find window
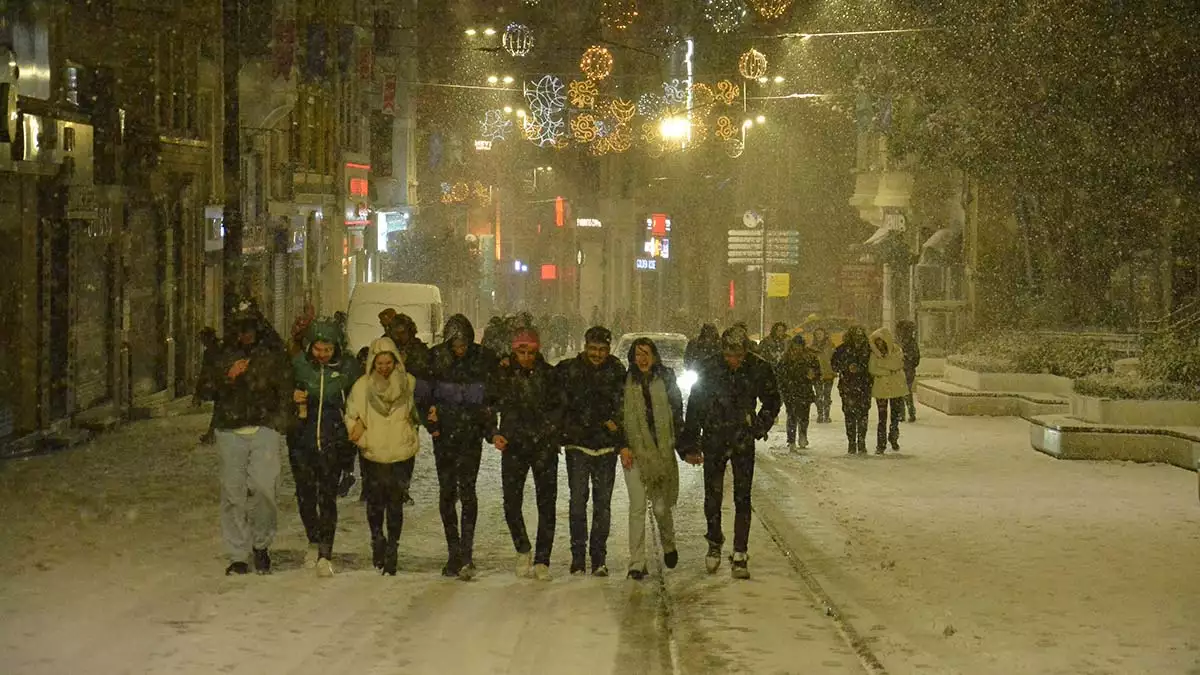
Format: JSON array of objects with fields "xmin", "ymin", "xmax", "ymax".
[{"xmin": 63, "ymin": 126, "xmax": 75, "ymax": 153}]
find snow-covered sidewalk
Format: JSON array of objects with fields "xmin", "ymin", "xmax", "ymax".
[{"xmin": 754, "ymin": 401, "xmax": 1200, "ymax": 675}]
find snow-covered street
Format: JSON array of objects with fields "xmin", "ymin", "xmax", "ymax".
[{"xmin": 2, "ymin": 400, "xmax": 1197, "ymax": 674}]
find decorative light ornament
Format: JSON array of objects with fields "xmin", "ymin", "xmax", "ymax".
[
  {"xmin": 600, "ymin": 0, "xmax": 639, "ymax": 30},
  {"xmin": 568, "ymin": 80, "xmax": 599, "ymax": 109},
  {"xmin": 690, "ymin": 83, "xmax": 716, "ymax": 112},
  {"xmin": 725, "ymin": 137, "xmax": 745, "ymax": 158},
  {"xmin": 480, "ymin": 110, "xmax": 513, "ymax": 141},
  {"xmin": 502, "ymin": 23, "xmax": 534, "ymax": 57},
  {"xmin": 637, "ymin": 92, "xmax": 665, "ymax": 117},
  {"xmin": 704, "ymin": 0, "xmax": 747, "ymax": 34},
  {"xmin": 749, "ymin": 0, "xmax": 792, "ymax": 20},
  {"xmin": 451, "ymin": 182, "xmax": 470, "ymax": 202},
  {"xmin": 473, "ymin": 182, "xmax": 491, "ymax": 204},
  {"xmin": 716, "ymin": 80, "xmax": 741, "ymax": 105},
  {"xmin": 662, "ymin": 79, "xmax": 687, "ymax": 105},
  {"xmin": 609, "ymin": 98, "xmax": 636, "ymax": 123},
  {"xmin": 580, "ymin": 45, "xmax": 614, "ymax": 81},
  {"xmin": 570, "ymin": 114, "xmax": 599, "ymax": 143},
  {"xmin": 715, "ymin": 116, "xmax": 737, "ymax": 141},
  {"xmin": 738, "ymin": 48, "xmax": 768, "ymax": 80},
  {"xmin": 524, "ymin": 75, "xmax": 566, "ymax": 115},
  {"xmin": 608, "ymin": 123, "xmax": 632, "ymax": 152},
  {"xmin": 589, "ymin": 137, "xmax": 612, "ymax": 156}
]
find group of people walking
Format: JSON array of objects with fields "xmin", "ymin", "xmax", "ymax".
[{"xmin": 200, "ymin": 300, "xmax": 782, "ymax": 583}]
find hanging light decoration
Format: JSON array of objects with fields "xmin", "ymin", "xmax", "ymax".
[
  {"xmin": 580, "ymin": 45, "xmax": 614, "ymax": 81},
  {"xmin": 568, "ymin": 80, "xmax": 599, "ymax": 109},
  {"xmin": 609, "ymin": 99, "xmax": 637, "ymax": 123},
  {"xmin": 725, "ymin": 137, "xmax": 745, "ymax": 158},
  {"xmin": 704, "ymin": 0, "xmax": 747, "ymax": 34},
  {"xmin": 738, "ymin": 48, "xmax": 768, "ymax": 80},
  {"xmin": 502, "ymin": 23, "xmax": 534, "ymax": 57},
  {"xmin": 600, "ymin": 0, "xmax": 639, "ymax": 30},
  {"xmin": 748, "ymin": 0, "xmax": 793, "ymax": 20}
]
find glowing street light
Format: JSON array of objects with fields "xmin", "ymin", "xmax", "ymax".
[
  {"xmin": 756, "ymin": 115, "xmax": 766, "ymax": 124},
  {"xmin": 773, "ymin": 75, "xmax": 785, "ymax": 83},
  {"xmin": 516, "ymin": 109, "xmax": 527, "ymax": 117},
  {"xmin": 465, "ymin": 28, "xmax": 477, "ymax": 36},
  {"xmin": 758, "ymin": 76, "xmax": 768, "ymax": 84},
  {"xmin": 487, "ymin": 75, "xmax": 499, "ymax": 84},
  {"xmin": 504, "ymin": 105, "xmax": 513, "ymax": 113},
  {"xmin": 659, "ymin": 116, "xmax": 690, "ymax": 141},
  {"xmin": 502, "ymin": 75, "xmax": 514, "ymax": 84},
  {"xmin": 742, "ymin": 119, "xmax": 754, "ymax": 129},
  {"xmin": 483, "ymin": 27, "xmax": 496, "ymax": 36}
]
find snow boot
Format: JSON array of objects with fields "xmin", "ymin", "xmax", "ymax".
[
  {"xmin": 890, "ymin": 440, "xmax": 900, "ymax": 452},
  {"xmin": 316, "ymin": 557, "xmax": 334, "ymax": 578},
  {"xmin": 225, "ymin": 561, "xmax": 249, "ymax": 576},
  {"xmin": 514, "ymin": 551, "xmax": 533, "ymax": 578},
  {"xmin": 382, "ymin": 542, "xmax": 398, "ymax": 576},
  {"xmin": 592, "ymin": 564, "xmax": 610, "ymax": 578},
  {"xmin": 457, "ymin": 563, "xmax": 477, "ymax": 581},
  {"xmin": 731, "ymin": 552, "xmax": 750, "ymax": 580},
  {"xmin": 664, "ymin": 549, "xmax": 678, "ymax": 569},
  {"xmin": 705, "ymin": 543, "xmax": 723, "ymax": 574},
  {"xmin": 532, "ymin": 564, "xmax": 551, "ymax": 581},
  {"xmin": 371, "ymin": 537, "xmax": 386, "ymax": 571},
  {"xmin": 252, "ymin": 548, "xmax": 271, "ymax": 575}
]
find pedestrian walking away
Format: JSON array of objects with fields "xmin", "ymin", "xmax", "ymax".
[
  {"xmin": 684, "ymin": 323, "xmax": 721, "ymax": 373},
  {"xmin": 210, "ymin": 298, "xmax": 292, "ymax": 577},
  {"xmin": 345, "ymin": 337, "xmax": 421, "ymax": 576},
  {"xmin": 621, "ymin": 337, "xmax": 697, "ymax": 581},
  {"xmin": 759, "ymin": 322, "xmax": 790, "ymax": 368},
  {"xmin": 195, "ymin": 326, "xmax": 221, "ymax": 445},
  {"xmin": 896, "ymin": 320, "xmax": 921, "ymax": 423},
  {"xmin": 289, "ymin": 318, "xmax": 360, "ymax": 577},
  {"xmin": 832, "ymin": 326, "xmax": 873, "ymax": 455},
  {"xmin": 490, "ymin": 328, "xmax": 564, "ymax": 582},
  {"xmin": 807, "ymin": 327, "xmax": 836, "ymax": 423},
  {"xmin": 869, "ymin": 327, "xmax": 908, "ymax": 453},
  {"xmin": 558, "ymin": 326, "xmax": 627, "ymax": 577},
  {"xmin": 681, "ymin": 326, "xmax": 780, "ymax": 580},
  {"xmin": 777, "ymin": 334, "xmax": 820, "ymax": 451},
  {"xmin": 424, "ymin": 315, "xmax": 499, "ymax": 580}
]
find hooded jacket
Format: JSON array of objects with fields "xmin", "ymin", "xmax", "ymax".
[
  {"xmin": 425, "ymin": 314, "xmax": 500, "ymax": 443},
  {"xmin": 807, "ymin": 330, "xmax": 836, "ymax": 381},
  {"xmin": 684, "ymin": 324, "xmax": 721, "ymax": 371},
  {"xmin": 869, "ymin": 327, "xmax": 909, "ymax": 400},
  {"xmin": 681, "ymin": 339, "xmax": 781, "ymax": 451},
  {"xmin": 345, "ymin": 337, "xmax": 420, "ymax": 464},
  {"xmin": 759, "ymin": 323, "xmax": 790, "ymax": 366},
  {"xmin": 896, "ymin": 320, "xmax": 921, "ymax": 374},
  {"xmin": 291, "ymin": 319, "xmax": 361, "ymax": 453},
  {"xmin": 557, "ymin": 349, "xmax": 628, "ymax": 452},
  {"xmin": 832, "ymin": 326, "xmax": 873, "ymax": 399},
  {"xmin": 210, "ymin": 300, "xmax": 294, "ymax": 432},
  {"xmin": 777, "ymin": 337, "xmax": 821, "ymax": 403}
]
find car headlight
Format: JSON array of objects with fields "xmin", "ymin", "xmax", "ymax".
[{"xmin": 679, "ymin": 369, "xmax": 698, "ymax": 390}]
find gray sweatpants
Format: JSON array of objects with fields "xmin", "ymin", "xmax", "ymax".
[
  {"xmin": 217, "ymin": 428, "xmax": 282, "ymax": 563},
  {"xmin": 623, "ymin": 464, "xmax": 676, "ymax": 572}
]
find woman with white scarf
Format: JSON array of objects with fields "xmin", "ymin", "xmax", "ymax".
[
  {"xmin": 620, "ymin": 337, "xmax": 695, "ymax": 580},
  {"xmin": 345, "ymin": 337, "xmax": 420, "ymax": 575}
]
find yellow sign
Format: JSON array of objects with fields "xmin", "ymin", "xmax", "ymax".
[{"xmin": 767, "ymin": 272, "xmax": 790, "ymax": 298}]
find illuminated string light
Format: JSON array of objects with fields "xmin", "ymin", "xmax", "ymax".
[
  {"xmin": 738, "ymin": 48, "xmax": 768, "ymax": 80},
  {"xmin": 748, "ymin": 0, "xmax": 792, "ymax": 20},
  {"xmin": 580, "ymin": 45, "xmax": 614, "ymax": 81},
  {"xmin": 704, "ymin": 0, "xmax": 747, "ymax": 34},
  {"xmin": 568, "ymin": 79, "xmax": 599, "ymax": 109},
  {"xmin": 600, "ymin": 0, "xmax": 639, "ymax": 30},
  {"xmin": 502, "ymin": 23, "xmax": 534, "ymax": 56}
]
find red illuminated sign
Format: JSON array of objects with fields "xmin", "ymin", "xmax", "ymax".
[
  {"xmin": 541, "ymin": 264, "xmax": 558, "ymax": 280},
  {"xmin": 349, "ymin": 178, "xmax": 369, "ymax": 197},
  {"xmin": 651, "ymin": 213, "xmax": 668, "ymax": 237},
  {"xmin": 729, "ymin": 280, "xmax": 736, "ymax": 308},
  {"xmin": 555, "ymin": 196, "xmax": 565, "ymax": 228}
]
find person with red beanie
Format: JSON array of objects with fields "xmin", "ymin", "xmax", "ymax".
[{"xmin": 489, "ymin": 327, "xmax": 564, "ymax": 581}]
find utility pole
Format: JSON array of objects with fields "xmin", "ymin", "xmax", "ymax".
[{"xmin": 221, "ymin": 0, "xmax": 243, "ymax": 317}]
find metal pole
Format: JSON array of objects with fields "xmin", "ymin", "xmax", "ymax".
[
  {"xmin": 221, "ymin": 0, "xmax": 242, "ymax": 317},
  {"xmin": 759, "ymin": 211, "xmax": 767, "ymax": 338}
]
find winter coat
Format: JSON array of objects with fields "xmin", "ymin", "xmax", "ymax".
[
  {"xmin": 481, "ymin": 319, "xmax": 509, "ymax": 357},
  {"xmin": 869, "ymin": 328, "xmax": 909, "ymax": 400},
  {"xmin": 896, "ymin": 322, "xmax": 921, "ymax": 375},
  {"xmin": 682, "ymin": 350, "xmax": 781, "ymax": 451},
  {"xmin": 490, "ymin": 354, "xmax": 564, "ymax": 451},
  {"xmin": 684, "ymin": 325, "xmax": 720, "ymax": 371},
  {"xmin": 807, "ymin": 333, "xmax": 836, "ymax": 381},
  {"xmin": 623, "ymin": 367, "xmax": 684, "ymax": 506},
  {"xmin": 210, "ymin": 312, "xmax": 294, "ymax": 433},
  {"xmin": 759, "ymin": 325, "xmax": 790, "ymax": 367},
  {"xmin": 777, "ymin": 344, "xmax": 821, "ymax": 404},
  {"xmin": 832, "ymin": 329, "xmax": 873, "ymax": 400},
  {"xmin": 557, "ymin": 352, "xmax": 628, "ymax": 452},
  {"xmin": 291, "ymin": 320, "xmax": 361, "ymax": 454},
  {"xmin": 425, "ymin": 315, "xmax": 500, "ymax": 444},
  {"xmin": 345, "ymin": 338, "xmax": 420, "ymax": 464}
]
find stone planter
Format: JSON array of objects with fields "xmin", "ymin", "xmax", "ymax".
[
  {"xmin": 944, "ymin": 365, "xmax": 1075, "ymax": 395},
  {"xmin": 1070, "ymin": 394, "xmax": 1200, "ymax": 427}
]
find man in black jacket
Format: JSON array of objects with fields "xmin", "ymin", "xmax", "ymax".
[
  {"xmin": 490, "ymin": 328, "xmax": 564, "ymax": 581},
  {"xmin": 211, "ymin": 299, "xmax": 293, "ymax": 576},
  {"xmin": 681, "ymin": 326, "xmax": 780, "ymax": 580},
  {"xmin": 424, "ymin": 314, "xmax": 498, "ymax": 581},
  {"xmin": 557, "ymin": 326, "xmax": 626, "ymax": 577}
]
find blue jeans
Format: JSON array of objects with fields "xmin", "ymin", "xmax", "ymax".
[
  {"xmin": 566, "ymin": 450, "xmax": 618, "ymax": 568},
  {"xmin": 217, "ymin": 428, "xmax": 282, "ymax": 563}
]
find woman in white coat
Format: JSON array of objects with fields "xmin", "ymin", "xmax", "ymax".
[
  {"xmin": 869, "ymin": 327, "xmax": 908, "ymax": 454},
  {"xmin": 345, "ymin": 337, "xmax": 421, "ymax": 575}
]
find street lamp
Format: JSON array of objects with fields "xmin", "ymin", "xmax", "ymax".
[
  {"xmin": 659, "ymin": 116, "xmax": 690, "ymax": 141},
  {"xmin": 502, "ymin": 75, "xmax": 514, "ymax": 84},
  {"xmin": 504, "ymin": 105, "xmax": 513, "ymax": 114},
  {"xmin": 773, "ymin": 76, "xmax": 785, "ymax": 83},
  {"xmin": 487, "ymin": 75, "xmax": 499, "ymax": 84},
  {"xmin": 465, "ymin": 28, "xmax": 477, "ymax": 36},
  {"xmin": 756, "ymin": 115, "xmax": 766, "ymax": 124},
  {"xmin": 483, "ymin": 27, "xmax": 496, "ymax": 36}
]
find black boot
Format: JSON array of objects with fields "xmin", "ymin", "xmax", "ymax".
[
  {"xmin": 371, "ymin": 536, "xmax": 386, "ymax": 571},
  {"xmin": 382, "ymin": 540, "xmax": 398, "ymax": 576}
]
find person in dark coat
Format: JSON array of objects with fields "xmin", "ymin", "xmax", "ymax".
[
  {"xmin": 895, "ymin": 320, "xmax": 921, "ymax": 422},
  {"xmin": 681, "ymin": 326, "xmax": 780, "ymax": 580},
  {"xmin": 777, "ymin": 334, "xmax": 821, "ymax": 451},
  {"xmin": 387, "ymin": 312, "xmax": 432, "ymax": 383},
  {"xmin": 481, "ymin": 316, "xmax": 509, "ymax": 357},
  {"xmin": 211, "ymin": 298, "xmax": 293, "ymax": 576},
  {"xmin": 759, "ymin": 322, "xmax": 790, "ymax": 368},
  {"xmin": 557, "ymin": 326, "xmax": 627, "ymax": 577},
  {"xmin": 832, "ymin": 325, "xmax": 873, "ymax": 455},
  {"xmin": 490, "ymin": 328, "xmax": 564, "ymax": 581},
  {"xmin": 424, "ymin": 314, "xmax": 499, "ymax": 580},
  {"xmin": 684, "ymin": 323, "xmax": 721, "ymax": 372},
  {"xmin": 195, "ymin": 327, "xmax": 222, "ymax": 445},
  {"xmin": 289, "ymin": 318, "xmax": 360, "ymax": 577}
]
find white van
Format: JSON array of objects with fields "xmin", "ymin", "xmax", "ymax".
[{"xmin": 346, "ymin": 282, "xmax": 444, "ymax": 355}]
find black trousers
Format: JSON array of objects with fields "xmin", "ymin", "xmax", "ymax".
[
  {"xmin": 815, "ymin": 381, "xmax": 834, "ymax": 420},
  {"xmin": 876, "ymin": 398, "xmax": 904, "ymax": 449},
  {"xmin": 289, "ymin": 444, "xmax": 343, "ymax": 559},
  {"xmin": 433, "ymin": 438, "xmax": 483, "ymax": 566},
  {"xmin": 501, "ymin": 445, "xmax": 559, "ymax": 566},
  {"xmin": 565, "ymin": 450, "xmax": 618, "ymax": 566},
  {"xmin": 784, "ymin": 399, "xmax": 812, "ymax": 444},
  {"xmin": 362, "ymin": 457, "xmax": 415, "ymax": 544},
  {"xmin": 841, "ymin": 392, "xmax": 871, "ymax": 449},
  {"xmin": 703, "ymin": 439, "xmax": 755, "ymax": 553},
  {"xmin": 904, "ymin": 368, "xmax": 917, "ymax": 418}
]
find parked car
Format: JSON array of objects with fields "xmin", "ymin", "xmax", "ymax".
[{"xmin": 613, "ymin": 332, "xmax": 695, "ymax": 393}]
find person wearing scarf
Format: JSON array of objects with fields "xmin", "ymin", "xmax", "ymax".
[
  {"xmin": 344, "ymin": 337, "xmax": 420, "ymax": 576},
  {"xmin": 621, "ymin": 338, "xmax": 695, "ymax": 580}
]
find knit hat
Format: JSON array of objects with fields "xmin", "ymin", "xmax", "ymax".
[
  {"xmin": 511, "ymin": 328, "xmax": 541, "ymax": 351},
  {"xmin": 721, "ymin": 326, "xmax": 749, "ymax": 351},
  {"xmin": 791, "ymin": 333, "xmax": 807, "ymax": 347},
  {"xmin": 584, "ymin": 326, "xmax": 612, "ymax": 345},
  {"xmin": 378, "ymin": 308, "xmax": 397, "ymax": 324}
]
